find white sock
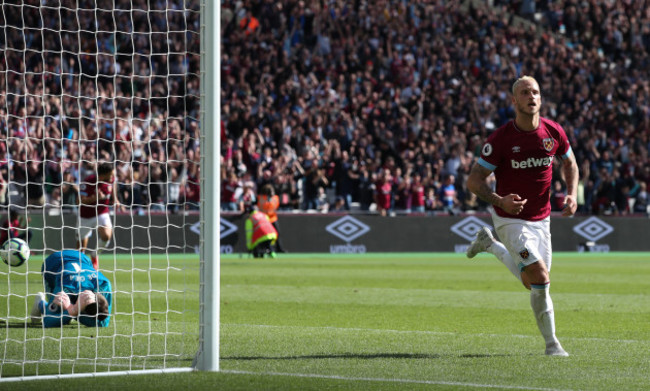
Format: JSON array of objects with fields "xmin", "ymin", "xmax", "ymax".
[
  {"xmin": 487, "ymin": 241, "xmax": 523, "ymax": 283},
  {"xmin": 530, "ymin": 283, "xmax": 559, "ymax": 346}
]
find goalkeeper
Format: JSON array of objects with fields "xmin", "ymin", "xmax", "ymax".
[{"xmin": 30, "ymin": 250, "xmax": 112, "ymax": 328}]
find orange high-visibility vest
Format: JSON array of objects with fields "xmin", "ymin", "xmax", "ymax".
[{"xmin": 245, "ymin": 211, "xmax": 277, "ymax": 251}]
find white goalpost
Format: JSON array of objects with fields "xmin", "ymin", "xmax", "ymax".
[
  {"xmin": 195, "ymin": 0, "xmax": 219, "ymax": 373},
  {"xmin": 0, "ymin": 0, "xmax": 219, "ymax": 381}
]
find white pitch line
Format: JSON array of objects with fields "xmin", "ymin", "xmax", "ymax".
[
  {"xmin": 224, "ymin": 323, "xmax": 648, "ymax": 344},
  {"xmin": 222, "ymin": 369, "xmax": 574, "ymax": 391}
]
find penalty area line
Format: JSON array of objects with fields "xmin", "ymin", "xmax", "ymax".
[{"xmin": 221, "ymin": 369, "xmax": 573, "ymax": 391}]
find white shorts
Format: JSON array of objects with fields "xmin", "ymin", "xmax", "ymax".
[
  {"xmin": 490, "ymin": 211, "xmax": 552, "ymax": 272},
  {"xmin": 77, "ymin": 213, "xmax": 113, "ymax": 240}
]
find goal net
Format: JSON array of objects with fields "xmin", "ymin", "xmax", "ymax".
[{"xmin": 0, "ymin": 0, "xmax": 216, "ymax": 380}]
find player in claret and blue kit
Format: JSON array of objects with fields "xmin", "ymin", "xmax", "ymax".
[
  {"xmin": 77, "ymin": 162, "xmax": 121, "ymax": 270},
  {"xmin": 466, "ymin": 76, "xmax": 579, "ymax": 357},
  {"xmin": 30, "ymin": 250, "xmax": 112, "ymax": 328}
]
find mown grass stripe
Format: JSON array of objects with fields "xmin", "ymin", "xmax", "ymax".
[
  {"xmin": 223, "ymin": 323, "xmax": 650, "ymax": 345},
  {"xmin": 222, "ymin": 369, "xmax": 574, "ymax": 391}
]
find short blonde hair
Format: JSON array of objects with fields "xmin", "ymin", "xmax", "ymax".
[{"xmin": 511, "ymin": 75, "xmax": 538, "ymax": 94}]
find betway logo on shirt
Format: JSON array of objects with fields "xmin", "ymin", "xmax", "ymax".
[{"xmin": 511, "ymin": 156, "xmax": 553, "ymax": 169}]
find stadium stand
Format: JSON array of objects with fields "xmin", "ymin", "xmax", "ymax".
[
  {"xmin": 220, "ymin": 0, "xmax": 650, "ymax": 217},
  {"xmin": 1, "ymin": 1, "xmax": 200, "ymax": 214},
  {"xmin": 2, "ymin": 1, "xmax": 649, "ymax": 217}
]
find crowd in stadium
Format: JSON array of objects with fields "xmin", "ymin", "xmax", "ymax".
[
  {"xmin": 0, "ymin": 1, "xmax": 201, "ymax": 213},
  {"xmin": 2, "ymin": 1, "xmax": 650, "ymax": 217},
  {"xmin": 221, "ymin": 0, "xmax": 650, "ymax": 216}
]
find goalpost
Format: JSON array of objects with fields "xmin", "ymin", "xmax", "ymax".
[{"xmin": 0, "ymin": 0, "xmax": 219, "ymax": 381}]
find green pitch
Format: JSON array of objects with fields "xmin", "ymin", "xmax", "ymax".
[{"xmin": 2, "ymin": 252, "xmax": 650, "ymax": 390}]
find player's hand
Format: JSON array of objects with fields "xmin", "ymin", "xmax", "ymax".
[
  {"xmin": 562, "ymin": 195, "xmax": 578, "ymax": 217},
  {"xmin": 500, "ymin": 194, "xmax": 527, "ymax": 215},
  {"xmin": 53, "ymin": 292, "xmax": 71, "ymax": 311}
]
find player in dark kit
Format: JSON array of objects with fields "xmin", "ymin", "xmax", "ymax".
[{"xmin": 466, "ymin": 76, "xmax": 579, "ymax": 356}]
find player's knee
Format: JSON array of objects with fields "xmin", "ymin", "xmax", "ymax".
[
  {"xmin": 99, "ymin": 229, "xmax": 112, "ymax": 241},
  {"xmin": 523, "ymin": 261, "xmax": 549, "ymax": 285}
]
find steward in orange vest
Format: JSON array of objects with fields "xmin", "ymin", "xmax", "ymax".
[
  {"xmin": 257, "ymin": 184, "xmax": 287, "ymax": 253},
  {"xmin": 245, "ymin": 209, "xmax": 278, "ymax": 258},
  {"xmin": 239, "ymin": 11, "xmax": 259, "ymax": 36}
]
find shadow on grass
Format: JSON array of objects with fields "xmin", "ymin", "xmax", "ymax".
[
  {"xmin": 223, "ymin": 352, "xmax": 507, "ymax": 360},
  {"xmin": 0, "ymin": 320, "xmax": 45, "ymax": 329}
]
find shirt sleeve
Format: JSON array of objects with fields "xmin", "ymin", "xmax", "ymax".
[
  {"xmin": 79, "ymin": 182, "xmax": 89, "ymax": 197},
  {"xmin": 557, "ymin": 125, "xmax": 572, "ymax": 160},
  {"xmin": 477, "ymin": 132, "xmax": 502, "ymax": 171},
  {"xmin": 42, "ymin": 302, "xmax": 74, "ymax": 328}
]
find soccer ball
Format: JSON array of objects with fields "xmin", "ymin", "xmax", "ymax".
[{"xmin": 1, "ymin": 238, "xmax": 30, "ymax": 267}]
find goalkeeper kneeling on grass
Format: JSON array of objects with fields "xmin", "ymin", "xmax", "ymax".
[
  {"xmin": 30, "ymin": 250, "xmax": 112, "ymax": 328},
  {"xmin": 245, "ymin": 206, "xmax": 278, "ymax": 258}
]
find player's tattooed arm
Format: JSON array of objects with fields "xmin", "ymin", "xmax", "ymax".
[
  {"xmin": 467, "ymin": 164, "xmax": 502, "ymax": 209},
  {"xmin": 560, "ymin": 152, "xmax": 579, "ymax": 216},
  {"xmin": 562, "ymin": 153, "xmax": 579, "ymax": 198},
  {"xmin": 468, "ymin": 163, "xmax": 528, "ymax": 215}
]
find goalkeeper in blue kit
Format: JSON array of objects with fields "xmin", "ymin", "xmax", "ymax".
[{"xmin": 30, "ymin": 250, "xmax": 112, "ymax": 328}]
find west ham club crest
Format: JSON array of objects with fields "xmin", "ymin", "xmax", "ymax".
[{"xmin": 542, "ymin": 138, "xmax": 554, "ymax": 152}]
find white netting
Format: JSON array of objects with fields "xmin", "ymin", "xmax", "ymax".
[{"xmin": 0, "ymin": 0, "xmax": 202, "ymax": 379}]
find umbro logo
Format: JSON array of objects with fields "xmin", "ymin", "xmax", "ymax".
[
  {"xmin": 192, "ymin": 219, "xmax": 239, "ymax": 239},
  {"xmin": 220, "ymin": 219, "xmax": 238, "ymax": 239},
  {"xmin": 512, "ymin": 146, "xmax": 520, "ymax": 153},
  {"xmin": 326, "ymin": 216, "xmax": 370, "ymax": 243},
  {"xmin": 573, "ymin": 217, "xmax": 613, "ymax": 242},
  {"xmin": 451, "ymin": 216, "xmax": 492, "ymax": 242}
]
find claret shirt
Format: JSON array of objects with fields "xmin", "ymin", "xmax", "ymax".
[
  {"xmin": 79, "ymin": 174, "xmax": 113, "ymax": 218},
  {"xmin": 478, "ymin": 118, "xmax": 572, "ymax": 221}
]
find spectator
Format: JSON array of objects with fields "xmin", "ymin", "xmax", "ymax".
[
  {"xmin": 374, "ymin": 170, "xmax": 393, "ymax": 217},
  {"xmin": 357, "ymin": 165, "xmax": 375, "ymax": 212},
  {"xmin": 185, "ymin": 160, "xmax": 201, "ymax": 211},
  {"xmin": 439, "ymin": 174, "xmax": 460, "ymax": 215},
  {"xmin": 633, "ymin": 182, "xmax": 649, "ymax": 214},
  {"xmin": 330, "ymin": 196, "xmax": 346, "ymax": 212},
  {"xmin": 424, "ymin": 187, "xmax": 439, "ymax": 213},
  {"xmin": 221, "ymin": 170, "xmax": 241, "ymax": 212},
  {"xmin": 302, "ymin": 159, "xmax": 329, "ymax": 210},
  {"xmin": 332, "ymin": 148, "xmax": 356, "ymax": 211},
  {"xmin": 551, "ymin": 180, "xmax": 567, "ymax": 212},
  {"xmin": 393, "ymin": 174, "xmax": 412, "ymax": 213},
  {"xmin": 239, "ymin": 182, "xmax": 257, "ymax": 212},
  {"xmin": 410, "ymin": 173, "xmax": 426, "ymax": 213},
  {"xmin": 166, "ymin": 167, "xmax": 183, "ymax": 214},
  {"xmin": 59, "ymin": 170, "xmax": 79, "ymax": 211},
  {"xmin": 592, "ymin": 169, "xmax": 616, "ymax": 215}
]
